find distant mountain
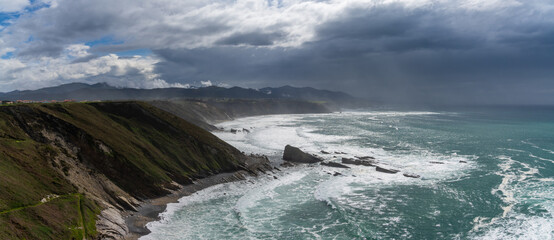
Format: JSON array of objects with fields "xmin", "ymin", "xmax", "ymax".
[
  {"xmin": 260, "ymin": 85, "xmax": 362, "ymax": 106},
  {"xmin": 0, "ymin": 82, "xmax": 368, "ymax": 107}
]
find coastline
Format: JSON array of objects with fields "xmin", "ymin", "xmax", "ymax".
[
  {"xmin": 123, "ymin": 163, "xmax": 274, "ymax": 239},
  {"xmin": 121, "ymin": 104, "xmax": 335, "ymax": 239}
]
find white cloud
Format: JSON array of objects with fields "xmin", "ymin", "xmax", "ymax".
[
  {"xmin": 0, "ymin": 45, "xmax": 180, "ymax": 91},
  {"xmin": 0, "ymin": 0, "xmax": 30, "ymax": 12},
  {"xmin": 146, "ymin": 79, "xmax": 190, "ymax": 89},
  {"xmin": 65, "ymin": 44, "xmax": 90, "ymax": 58},
  {"xmin": 200, "ymin": 80, "xmax": 212, "ymax": 87},
  {"xmin": 0, "ymin": 0, "xmax": 553, "ymax": 99},
  {"xmin": 3, "ymin": 0, "xmax": 549, "ymax": 54}
]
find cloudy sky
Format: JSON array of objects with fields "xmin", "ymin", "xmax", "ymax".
[{"xmin": 1, "ymin": 0, "xmax": 553, "ymax": 104}]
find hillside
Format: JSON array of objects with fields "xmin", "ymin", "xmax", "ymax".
[
  {"xmin": 0, "ymin": 102, "xmax": 270, "ymax": 239},
  {"xmin": 149, "ymin": 98, "xmax": 333, "ymax": 131},
  {"xmin": 0, "ymin": 83, "xmax": 368, "ymax": 108}
]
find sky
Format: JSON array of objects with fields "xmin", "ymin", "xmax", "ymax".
[{"xmin": 1, "ymin": 0, "xmax": 554, "ymax": 105}]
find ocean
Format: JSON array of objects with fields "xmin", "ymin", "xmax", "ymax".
[{"xmin": 141, "ymin": 107, "xmax": 554, "ymax": 240}]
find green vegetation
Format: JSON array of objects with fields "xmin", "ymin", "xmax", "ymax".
[
  {"xmin": 0, "ymin": 101, "xmax": 249, "ymax": 239},
  {"xmin": 0, "ymin": 194, "xmax": 98, "ymax": 240}
]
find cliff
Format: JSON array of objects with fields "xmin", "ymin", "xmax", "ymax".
[
  {"xmin": 149, "ymin": 98, "xmax": 333, "ymax": 131},
  {"xmin": 0, "ymin": 102, "xmax": 270, "ymax": 239}
]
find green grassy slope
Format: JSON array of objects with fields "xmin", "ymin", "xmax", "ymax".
[{"xmin": 0, "ymin": 101, "xmax": 254, "ymax": 239}]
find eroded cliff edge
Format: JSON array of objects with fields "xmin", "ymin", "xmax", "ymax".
[{"xmin": 0, "ymin": 101, "xmax": 272, "ymax": 239}]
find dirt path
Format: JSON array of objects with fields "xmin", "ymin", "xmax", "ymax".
[
  {"xmin": 0, "ymin": 194, "xmax": 63, "ymax": 215},
  {"xmin": 0, "ymin": 193, "xmax": 87, "ymax": 239},
  {"xmin": 75, "ymin": 194, "xmax": 86, "ymax": 240}
]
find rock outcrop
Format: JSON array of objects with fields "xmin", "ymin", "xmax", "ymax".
[
  {"xmin": 96, "ymin": 208, "xmax": 129, "ymax": 239},
  {"xmin": 321, "ymin": 161, "xmax": 350, "ymax": 169},
  {"xmin": 430, "ymin": 161, "xmax": 445, "ymax": 164},
  {"xmin": 342, "ymin": 158, "xmax": 377, "ymax": 166},
  {"xmin": 282, "ymin": 145, "xmax": 322, "ymax": 163},
  {"xmin": 375, "ymin": 166, "xmax": 400, "ymax": 174},
  {"xmin": 403, "ymin": 173, "xmax": 421, "ymax": 178}
]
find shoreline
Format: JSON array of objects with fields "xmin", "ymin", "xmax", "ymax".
[
  {"xmin": 121, "ymin": 111, "xmax": 330, "ymax": 239},
  {"xmin": 123, "ymin": 170, "xmax": 252, "ymax": 240}
]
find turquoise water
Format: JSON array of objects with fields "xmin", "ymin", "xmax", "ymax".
[{"xmin": 142, "ymin": 107, "xmax": 554, "ymax": 239}]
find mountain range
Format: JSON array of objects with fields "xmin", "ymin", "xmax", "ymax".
[{"xmin": 0, "ymin": 83, "xmax": 367, "ymax": 108}]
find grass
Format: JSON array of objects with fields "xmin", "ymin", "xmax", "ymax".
[
  {"xmin": 0, "ymin": 101, "xmax": 248, "ymax": 239},
  {"xmin": 0, "ymin": 194, "xmax": 98, "ymax": 240}
]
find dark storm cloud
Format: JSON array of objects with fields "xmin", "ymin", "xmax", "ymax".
[
  {"xmin": 17, "ymin": 41, "xmax": 64, "ymax": 57},
  {"xmin": 70, "ymin": 55, "xmax": 100, "ymax": 63},
  {"xmin": 4, "ymin": 0, "xmax": 554, "ymax": 105},
  {"xmin": 7, "ymin": 1, "xmax": 123, "ymax": 58},
  {"xmin": 151, "ymin": 3, "xmax": 554, "ymax": 105},
  {"xmin": 314, "ymin": 5, "xmax": 481, "ymax": 53},
  {"xmin": 216, "ymin": 31, "xmax": 285, "ymax": 46}
]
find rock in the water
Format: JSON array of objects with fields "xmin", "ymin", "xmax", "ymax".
[
  {"xmin": 280, "ymin": 161, "xmax": 296, "ymax": 168},
  {"xmin": 355, "ymin": 156, "xmax": 375, "ymax": 160},
  {"xmin": 320, "ymin": 150, "xmax": 331, "ymax": 154},
  {"xmin": 333, "ymin": 172, "xmax": 342, "ymax": 176},
  {"xmin": 282, "ymin": 145, "xmax": 322, "ymax": 163},
  {"xmin": 231, "ymin": 129, "xmax": 239, "ymax": 134},
  {"xmin": 430, "ymin": 161, "xmax": 445, "ymax": 164},
  {"xmin": 459, "ymin": 160, "xmax": 467, "ymax": 163},
  {"xmin": 403, "ymin": 173, "xmax": 420, "ymax": 178},
  {"xmin": 376, "ymin": 166, "xmax": 400, "ymax": 174},
  {"xmin": 321, "ymin": 161, "xmax": 350, "ymax": 169},
  {"xmin": 342, "ymin": 158, "xmax": 377, "ymax": 166},
  {"xmin": 243, "ymin": 128, "xmax": 250, "ymax": 133}
]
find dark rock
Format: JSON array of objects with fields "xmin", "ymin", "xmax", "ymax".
[
  {"xmin": 231, "ymin": 129, "xmax": 238, "ymax": 134},
  {"xmin": 273, "ymin": 167, "xmax": 282, "ymax": 171},
  {"xmin": 333, "ymin": 172, "xmax": 342, "ymax": 176},
  {"xmin": 243, "ymin": 128, "xmax": 250, "ymax": 133},
  {"xmin": 341, "ymin": 158, "xmax": 377, "ymax": 167},
  {"xmin": 321, "ymin": 162, "xmax": 350, "ymax": 169},
  {"xmin": 334, "ymin": 151, "xmax": 346, "ymax": 154},
  {"xmin": 355, "ymin": 156, "xmax": 375, "ymax": 160},
  {"xmin": 375, "ymin": 166, "xmax": 400, "ymax": 174},
  {"xmin": 430, "ymin": 161, "xmax": 445, "ymax": 164},
  {"xmin": 282, "ymin": 145, "xmax": 322, "ymax": 164},
  {"xmin": 459, "ymin": 160, "xmax": 467, "ymax": 163},
  {"xmin": 403, "ymin": 173, "xmax": 420, "ymax": 178},
  {"xmin": 320, "ymin": 150, "xmax": 330, "ymax": 154},
  {"xmin": 280, "ymin": 161, "xmax": 296, "ymax": 168},
  {"xmin": 273, "ymin": 176, "xmax": 278, "ymax": 179}
]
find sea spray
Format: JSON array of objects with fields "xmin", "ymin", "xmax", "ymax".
[{"xmin": 143, "ymin": 108, "xmax": 554, "ymax": 240}]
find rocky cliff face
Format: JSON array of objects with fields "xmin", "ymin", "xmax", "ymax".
[
  {"xmin": 150, "ymin": 98, "xmax": 333, "ymax": 131},
  {"xmin": 0, "ymin": 102, "xmax": 270, "ymax": 239}
]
